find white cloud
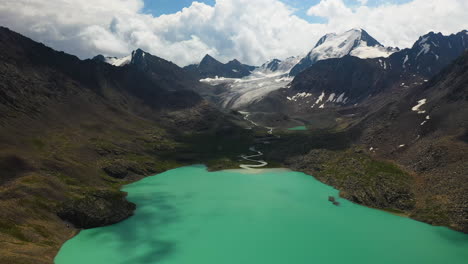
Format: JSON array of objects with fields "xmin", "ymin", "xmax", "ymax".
[
  {"xmin": 307, "ymin": 0, "xmax": 353, "ymax": 17},
  {"xmin": 307, "ymin": 0, "xmax": 468, "ymax": 48},
  {"xmin": 0, "ymin": 0, "xmax": 467, "ymax": 66},
  {"xmin": 0, "ymin": 0, "xmax": 324, "ymax": 66}
]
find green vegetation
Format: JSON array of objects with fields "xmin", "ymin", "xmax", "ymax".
[
  {"xmin": 30, "ymin": 138, "xmax": 45, "ymax": 151},
  {"xmin": 259, "ymin": 128, "xmax": 415, "ymax": 212}
]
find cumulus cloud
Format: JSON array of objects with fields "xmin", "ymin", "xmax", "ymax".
[
  {"xmin": 0, "ymin": 0, "xmax": 466, "ymax": 66},
  {"xmin": 307, "ymin": 0, "xmax": 468, "ymax": 48},
  {"xmin": 0, "ymin": 0, "xmax": 324, "ymax": 66}
]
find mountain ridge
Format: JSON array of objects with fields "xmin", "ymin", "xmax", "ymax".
[
  {"xmin": 289, "ymin": 28, "xmax": 399, "ymax": 76},
  {"xmin": 184, "ymin": 54, "xmax": 256, "ymax": 79}
]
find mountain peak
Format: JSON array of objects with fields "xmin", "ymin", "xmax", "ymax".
[
  {"xmin": 184, "ymin": 55, "xmax": 254, "ymax": 79},
  {"xmin": 201, "ymin": 54, "xmax": 219, "ymax": 63},
  {"xmin": 227, "ymin": 59, "xmax": 242, "ymax": 66},
  {"xmin": 290, "ymin": 28, "xmax": 395, "ymax": 76},
  {"xmin": 348, "ymin": 28, "xmax": 363, "ymax": 32},
  {"xmin": 257, "ymin": 57, "xmax": 300, "ymax": 74}
]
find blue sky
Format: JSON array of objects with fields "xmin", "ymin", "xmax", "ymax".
[{"xmin": 143, "ymin": 0, "xmax": 412, "ymax": 23}]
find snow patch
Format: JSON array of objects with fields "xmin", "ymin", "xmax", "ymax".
[
  {"xmin": 336, "ymin": 93, "xmax": 346, "ymax": 103},
  {"xmin": 378, "ymin": 59, "xmax": 387, "ymax": 70},
  {"xmin": 200, "ymin": 76, "xmax": 237, "ymax": 83},
  {"xmin": 287, "ymin": 92, "xmax": 312, "ymax": 102},
  {"xmin": 105, "ymin": 55, "xmax": 132, "ymax": 67},
  {"xmin": 412, "ymin": 99, "xmax": 427, "ymax": 114},
  {"xmin": 350, "ymin": 46, "xmax": 395, "ymax": 59},
  {"xmin": 417, "ymin": 43, "xmax": 431, "ymax": 57},
  {"xmin": 403, "ymin": 55, "xmax": 409, "ymax": 68},
  {"xmin": 315, "ymin": 91, "xmax": 325, "ymax": 104}
]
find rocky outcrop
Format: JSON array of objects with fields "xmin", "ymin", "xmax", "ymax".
[
  {"xmin": 57, "ymin": 190, "xmax": 136, "ymax": 229},
  {"xmin": 102, "ymin": 163, "xmax": 129, "ymax": 179}
]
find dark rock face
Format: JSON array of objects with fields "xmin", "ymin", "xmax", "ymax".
[
  {"xmin": 262, "ymin": 59, "xmax": 282, "ymax": 72},
  {"xmin": 129, "ymin": 49, "xmax": 207, "ymax": 92},
  {"xmin": 57, "ymin": 190, "xmax": 136, "ymax": 229},
  {"xmin": 94, "ymin": 48, "xmax": 210, "ymax": 94},
  {"xmin": 184, "ymin": 54, "xmax": 255, "ymax": 78},
  {"xmin": 291, "ymin": 56, "xmax": 391, "ymax": 102}
]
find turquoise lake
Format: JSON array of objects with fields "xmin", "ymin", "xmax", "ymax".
[
  {"xmin": 55, "ymin": 165, "xmax": 468, "ymax": 264},
  {"xmin": 288, "ymin": 126, "xmax": 308, "ymax": 131}
]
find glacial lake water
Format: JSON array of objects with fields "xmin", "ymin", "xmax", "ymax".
[
  {"xmin": 55, "ymin": 165, "xmax": 468, "ymax": 264},
  {"xmin": 288, "ymin": 126, "xmax": 308, "ymax": 131}
]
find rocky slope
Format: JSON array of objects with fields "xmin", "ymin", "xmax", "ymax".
[
  {"xmin": 0, "ymin": 27, "xmax": 253, "ymax": 264},
  {"xmin": 354, "ymin": 50, "xmax": 468, "ymax": 232}
]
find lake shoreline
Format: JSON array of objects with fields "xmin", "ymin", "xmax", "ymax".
[{"xmin": 55, "ymin": 165, "xmax": 468, "ymax": 264}]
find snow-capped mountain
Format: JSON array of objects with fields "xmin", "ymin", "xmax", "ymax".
[
  {"xmin": 256, "ymin": 56, "xmax": 301, "ymax": 74},
  {"xmin": 289, "ymin": 28, "xmax": 398, "ymax": 76},
  {"xmin": 249, "ymin": 29, "xmax": 468, "ymax": 116}
]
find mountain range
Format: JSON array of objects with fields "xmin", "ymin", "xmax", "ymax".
[
  {"xmin": 0, "ymin": 25, "xmax": 467, "ymax": 264},
  {"xmin": 249, "ymin": 29, "xmax": 468, "ymax": 114},
  {"xmin": 183, "ymin": 54, "xmax": 256, "ymax": 79}
]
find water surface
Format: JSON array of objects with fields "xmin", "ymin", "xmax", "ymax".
[
  {"xmin": 55, "ymin": 165, "xmax": 468, "ymax": 264},
  {"xmin": 288, "ymin": 126, "xmax": 308, "ymax": 131}
]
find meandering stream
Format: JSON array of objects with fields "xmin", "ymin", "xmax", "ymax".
[{"xmin": 239, "ymin": 147, "xmax": 268, "ymax": 169}]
